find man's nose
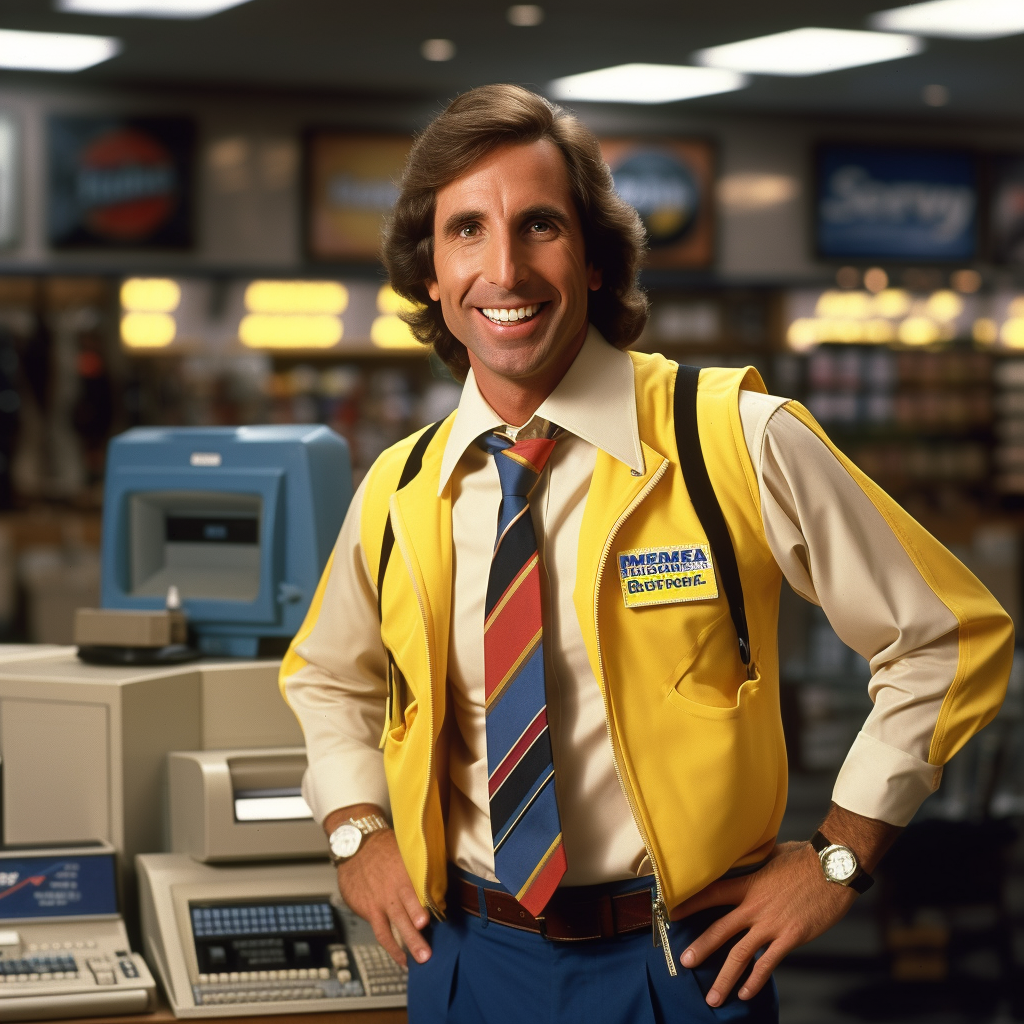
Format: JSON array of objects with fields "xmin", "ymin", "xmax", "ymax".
[{"xmin": 483, "ymin": 229, "xmax": 527, "ymax": 292}]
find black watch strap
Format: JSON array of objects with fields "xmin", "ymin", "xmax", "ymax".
[{"xmin": 811, "ymin": 830, "xmax": 875, "ymax": 894}]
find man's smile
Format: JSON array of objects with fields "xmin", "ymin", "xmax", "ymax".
[{"xmin": 478, "ymin": 302, "xmax": 546, "ymax": 325}]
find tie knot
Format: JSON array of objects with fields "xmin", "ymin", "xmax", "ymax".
[{"xmin": 478, "ymin": 432, "xmax": 558, "ymax": 499}]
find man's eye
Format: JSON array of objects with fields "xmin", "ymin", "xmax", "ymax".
[
  {"xmin": 530, "ymin": 221, "xmax": 551, "ymax": 233},
  {"xmin": 459, "ymin": 224, "xmax": 479, "ymax": 238}
]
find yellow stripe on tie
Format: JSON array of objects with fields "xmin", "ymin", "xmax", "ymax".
[
  {"xmin": 484, "ymin": 554, "xmax": 539, "ymax": 632},
  {"xmin": 516, "ymin": 833, "xmax": 563, "ymax": 903},
  {"xmin": 503, "ymin": 450, "xmax": 542, "ymax": 474},
  {"xmin": 485, "ymin": 627, "xmax": 542, "ymax": 711}
]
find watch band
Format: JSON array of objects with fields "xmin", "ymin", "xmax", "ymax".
[{"xmin": 810, "ymin": 830, "xmax": 874, "ymax": 894}]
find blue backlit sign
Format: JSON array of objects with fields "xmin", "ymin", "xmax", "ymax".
[{"xmin": 816, "ymin": 145, "xmax": 977, "ymax": 261}]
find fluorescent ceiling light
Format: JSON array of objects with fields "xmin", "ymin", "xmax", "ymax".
[
  {"xmin": 870, "ymin": 0, "xmax": 1024, "ymax": 39},
  {"xmin": 549, "ymin": 63, "xmax": 747, "ymax": 104},
  {"xmin": 57, "ymin": 0, "xmax": 252, "ymax": 17},
  {"xmin": 694, "ymin": 27, "xmax": 924, "ymax": 76},
  {"xmin": 0, "ymin": 28, "xmax": 120, "ymax": 71}
]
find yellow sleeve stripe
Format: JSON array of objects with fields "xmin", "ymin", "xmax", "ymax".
[
  {"xmin": 278, "ymin": 545, "xmax": 338, "ymax": 712},
  {"xmin": 785, "ymin": 401, "xmax": 1013, "ymax": 766}
]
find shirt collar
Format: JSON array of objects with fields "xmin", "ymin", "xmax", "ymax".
[{"xmin": 437, "ymin": 326, "xmax": 644, "ymax": 495}]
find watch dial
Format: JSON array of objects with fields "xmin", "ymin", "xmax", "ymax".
[
  {"xmin": 332, "ymin": 824, "xmax": 362, "ymax": 859},
  {"xmin": 824, "ymin": 847, "xmax": 856, "ymax": 881}
]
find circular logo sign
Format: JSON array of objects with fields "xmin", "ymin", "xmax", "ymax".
[
  {"xmin": 611, "ymin": 150, "xmax": 700, "ymax": 247},
  {"xmin": 77, "ymin": 129, "xmax": 178, "ymax": 241}
]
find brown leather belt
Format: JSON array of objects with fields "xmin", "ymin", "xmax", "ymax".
[{"xmin": 457, "ymin": 877, "xmax": 653, "ymax": 942}]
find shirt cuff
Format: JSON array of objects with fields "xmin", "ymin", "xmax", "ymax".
[
  {"xmin": 832, "ymin": 730, "xmax": 943, "ymax": 826},
  {"xmin": 301, "ymin": 750, "xmax": 391, "ymax": 826}
]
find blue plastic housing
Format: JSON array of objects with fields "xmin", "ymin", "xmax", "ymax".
[{"xmin": 100, "ymin": 425, "xmax": 352, "ymax": 657}]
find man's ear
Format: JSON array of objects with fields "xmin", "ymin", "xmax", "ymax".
[
  {"xmin": 426, "ymin": 279, "xmax": 440, "ymax": 302},
  {"xmin": 587, "ymin": 264, "xmax": 603, "ymax": 292}
]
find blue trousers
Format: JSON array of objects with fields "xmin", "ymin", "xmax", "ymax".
[{"xmin": 407, "ymin": 874, "xmax": 778, "ymax": 1024}]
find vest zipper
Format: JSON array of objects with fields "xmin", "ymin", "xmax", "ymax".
[
  {"xmin": 592, "ymin": 459, "xmax": 678, "ymax": 977},
  {"xmin": 389, "ymin": 498, "xmax": 441, "ymax": 918}
]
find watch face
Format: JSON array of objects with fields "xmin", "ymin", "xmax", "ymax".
[
  {"xmin": 331, "ymin": 824, "xmax": 362, "ymax": 860},
  {"xmin": 823, "ymin": 846, "xmax": 857, "ymax": 882}
]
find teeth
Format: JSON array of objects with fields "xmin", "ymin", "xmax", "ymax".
[{"xmin": 482, "ymin": 304, "xmax": 540, "ymax": 324}]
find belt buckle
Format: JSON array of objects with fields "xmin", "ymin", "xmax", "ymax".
[{"xmin": 534, "ymin": 914, "xmax": 548, "ymax": 940}]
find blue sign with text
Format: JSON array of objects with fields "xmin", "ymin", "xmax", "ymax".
[{"xmin": 816, "ymin": 145, "xmax": 977, "ymax": 260}]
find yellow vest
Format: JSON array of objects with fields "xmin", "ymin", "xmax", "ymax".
[{"xmin": 283, "ymin": 351, "xmax": 1013, "ymax": 916}]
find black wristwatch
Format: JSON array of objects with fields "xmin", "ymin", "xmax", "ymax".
[{"xmin": 810, "ymin": 830, "xmax": 874, "ymax": 894}]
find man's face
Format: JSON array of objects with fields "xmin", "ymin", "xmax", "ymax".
[{"xmin": 426, "ymin": 139, "xmax": 601, "ymax": 393}]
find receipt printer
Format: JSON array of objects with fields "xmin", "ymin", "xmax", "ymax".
[{"xmin": 169, "ymin": 749, "xmax": 326, "ymax": 863}]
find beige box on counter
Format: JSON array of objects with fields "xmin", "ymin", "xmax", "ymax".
[{"xmin": 74, "ymin": 607, "xmax": 188, "ymax": 648}]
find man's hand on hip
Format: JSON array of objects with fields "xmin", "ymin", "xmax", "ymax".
[
  {"xmin": 325, "ymin": 804, "xmax": 432, "ymax": 969},
  {"xmin": 670, "ymin": 803, "xmax": 900, "ymax": 1007}
]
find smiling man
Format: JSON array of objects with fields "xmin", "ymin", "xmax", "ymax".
[{"xmin": 280, "ymin": 85, "xmax": 1012, "ymax": 1023}]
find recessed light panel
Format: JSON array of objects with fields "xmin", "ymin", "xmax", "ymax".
[
  {"xmin": 694, "ymin": 27, "xmax": 924, "ymax": 76},
  {"xmin": 549, "ymin": 64, "xmax": 747, "ymax": 104},
  {"xmin": 870, "ymin": 0, "xmax": 1024, "ymax": 39},
  {"xmin": 57, "ymin": 0, "xmax": 252, "ymax": 17},
  {"xmin": 0, "ymin": 28, "xmax": 121, "ymax": 71}
]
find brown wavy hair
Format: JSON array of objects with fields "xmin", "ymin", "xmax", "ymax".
[{"xmin": 381, "ymin": 84, "xmax": 649, "ymax": 380}]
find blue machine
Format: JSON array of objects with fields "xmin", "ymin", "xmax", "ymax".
[{"xmin": 100, "ymin": 425, "xmax": 352, "ymax": 658}]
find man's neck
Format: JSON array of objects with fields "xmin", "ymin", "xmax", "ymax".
[{"xmin": 469, "ymin": 323, "xmax": 588, "ymax": 427}]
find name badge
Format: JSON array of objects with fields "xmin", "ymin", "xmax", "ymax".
[{"xmin": 617, "ymin": 544, "xmax": 718, "ymax": 609}]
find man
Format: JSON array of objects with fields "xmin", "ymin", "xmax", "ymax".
[{"xmin": 280, "ymin": 84, "xmax": 1012, "ymax": 1022}]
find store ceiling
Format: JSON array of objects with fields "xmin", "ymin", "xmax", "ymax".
[{"xmin": 2, "ymin": 0, "xmax": 1024, "ymax": 123}]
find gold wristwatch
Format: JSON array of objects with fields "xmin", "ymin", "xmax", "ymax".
[{"xmin": 328, "ymin": 814, "xmax": 390, "ymax": 865}]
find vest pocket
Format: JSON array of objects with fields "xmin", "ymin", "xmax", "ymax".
[
  {"xmin": 386, "ymin": 696, "xmax": 418, "ymax": 745},
  {"xmin": 661, "ymin": 665, "xmax": 780, "ymax": 857},
  {"xmin": 663, "ymin": 606, "xmax": 749, "ymax": 711},
  {"xmin": 667, "ymin": 675, "xmax": 759, "ymax": 720}
]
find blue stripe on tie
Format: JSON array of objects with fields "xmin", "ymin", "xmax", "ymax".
[
  {"xmin": 492, "ymin": 758, "xmax": 555, "ymax": 852},
  {"xmin": 485, "ymin": 645, "xmax": 546, "ymax": 757},
  {"xmin": 497, "ymin": 492, "xmax": 529, "ymax": 539},
  {"xmin": 494, "ymin": 775, "xmax": 560, "ymax": 878}
]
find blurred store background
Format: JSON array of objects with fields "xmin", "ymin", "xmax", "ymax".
[{"xmin": 1, "ymin": 0, "xmax": 1024, "ymax": 1020}]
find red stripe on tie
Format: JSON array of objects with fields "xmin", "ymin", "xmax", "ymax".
[
  {"xmin": 488, "ymin": 708, "xmax": 548, "ymax": 797},
  {"xmin": 518, "ymin": 841, "xmax": 567, "ymax": 918},
  {"xmin": 484, "ymin": 562, "xmax": 542, "ymax": 700},
  {"xmin": 505, "ymin": 437, "xmax": 557, "ymax": 475}
]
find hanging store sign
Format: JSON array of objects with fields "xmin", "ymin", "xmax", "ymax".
[
  {"xmin": 600, "ymin": 138, "xmax": 715, "ymax": 269},
  {"xmin": 816, "ymin": 144, "xmax": 977, "ymax": 261},
  {"xmin": 989, "ymin": 154, "xmax": 1024, "ymax": 266},
  {"xmin": 0, "ymin": 112, "xmax": 19, "ymax": 249},
  {"xmin": 48, "ymin": 115, "xmax": 195, "ymax": 248},
  {"xmin": 305, "ymin": 133, "xmax": 412, "ymax": 261}
]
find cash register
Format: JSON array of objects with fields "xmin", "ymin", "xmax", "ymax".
[
  {"xmin": 138, "ymin": 747, "xmax": 407, "ymax": 1017},
  {"xmin": 0, "ymin": 842, "xmax": 156, "ymax": 1021}
]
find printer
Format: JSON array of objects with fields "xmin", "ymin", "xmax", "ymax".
[{"xmin": 138, "ymin": 747, "xmax": 407, "ymax": 1016}]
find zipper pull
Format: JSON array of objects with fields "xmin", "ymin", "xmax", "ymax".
[{"xmin": 651, "ymin": 891, "xmax": 678, "ymax": 977}]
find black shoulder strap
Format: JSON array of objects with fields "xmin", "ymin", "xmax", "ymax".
[
  {"xmin": 673, "ymin": 365, "xmax": 751, "ymax": 667},
  {"xmin": 376, "ymin": 419, "xmax": 443, "ymax": 622}
]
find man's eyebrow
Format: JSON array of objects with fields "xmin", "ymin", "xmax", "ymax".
[
  {"xmin": 519, "ymin": 205, "xmax": 570, "ymax": 224},
  {"xmin": 441, "ymin": 209, "xmax": 484, "ymax": 237}
]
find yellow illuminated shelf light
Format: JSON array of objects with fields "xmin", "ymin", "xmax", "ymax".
[
  {"xmin": 245, "ymin": 280, "xmax": 348, "ymax": 315},
  {"xmin": 121, "ymin": 277, "xmax": 181, "ymax": 313},
  {"xmin": 372, "ymin": 285, "xmax": 425, "ymax": 350},
  {"xmin": 239, "ymin": 314, "xmax": 343, "ymax": 350},
  {"xmin": 121, "ymin": 312, "xmax": 177, "ymax": 349}
]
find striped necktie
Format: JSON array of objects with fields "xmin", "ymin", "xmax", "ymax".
[{"xmin": 477, "ymin": 429, "xmax": 566, "ymax": 917}]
